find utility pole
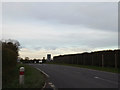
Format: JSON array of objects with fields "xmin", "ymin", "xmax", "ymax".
[
  {"xmin": 83, "ymin": 55, "xmax": 85, "ymax": 65},
  {"xmin": 92, "ymin": 55, "xmax": 93, "ymax": 65},
  {"xmin": 102, "ymin": 54, "xmax": 104, "ymax": 68},
  {"xmin": 115, "ymin": 53, "xmax": 117, "ymax": 68}
]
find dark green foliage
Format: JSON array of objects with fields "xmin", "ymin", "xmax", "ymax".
[
  {"xmin": 2, "ymin": 40, "xmax": 20, "ymax": 88},
  {"xmin": 53, "ymin": 49, "xmax": 120, "ymax": 68},
  {"xmin": 42, "ymin": 59, "xmax": 46, "ymax": 63}
]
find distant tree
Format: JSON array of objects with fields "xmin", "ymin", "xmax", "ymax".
[
  {"xmin": 33, "ymin": 58, "xmax": 36, "ymax": 61},
  {"xmin": 42, "ymin": 58, "xmax": 46, "ymax": 63},
  {"xmin": 25, "ymin": 57, "xmax": 29, "ymax": 60}
]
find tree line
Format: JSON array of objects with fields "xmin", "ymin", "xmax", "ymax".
[
  {"xmin": 20, "ymin": 58, "xmax": 46, "ymax": 64},
  {"xmin": 53, "ymin": 49, "xmax": 119, "ymax": 68}
]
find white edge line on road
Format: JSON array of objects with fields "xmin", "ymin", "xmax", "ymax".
[
  {"xmin": 36, "ymin": 68, "xmax": 50, "ymax": 89},
  {"xmin": 30, "ymin": 65, "xmax": 57, "ymax": 89},
  {"xmin": 43, "ymin": 82, "xmax": 47, "ymax": 88},
  {"xmin": 94, "ymin": 76, "xmax": 118, "ymax": 85},
  {"xmin": 36, "ymin": 68, "xmax": 50, "ymax": 78}
]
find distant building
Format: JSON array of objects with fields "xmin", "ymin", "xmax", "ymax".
[{"xmin": 47, "ymin": 54, "xmax": 51, "ymax": 61}]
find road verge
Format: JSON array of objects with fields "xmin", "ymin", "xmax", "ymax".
[{"xmin": 2, "ymin": 64, "xmax": 46, "ymax": 88}]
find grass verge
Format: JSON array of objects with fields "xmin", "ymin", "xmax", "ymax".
[
  {"xmin": 3, "ymin": 63, "xmax": 46, "ymax": 88},
  {"xmin": 47, "ymin": 62, "xmax": 119, "ymax": 73}
]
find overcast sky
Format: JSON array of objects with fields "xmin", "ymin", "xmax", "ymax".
[{"xmin": 2, "ymin": 2, "xmax": 118, "ymax": 59}]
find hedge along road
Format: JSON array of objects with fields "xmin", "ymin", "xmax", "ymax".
[{"xmin": 29, "ymin": 64, "xmax": 119, "ymax": 88}]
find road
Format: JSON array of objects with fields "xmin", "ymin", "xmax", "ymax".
[{"xmin": 30, "ymin": 64, "xmax": 119, "ymax": 88}]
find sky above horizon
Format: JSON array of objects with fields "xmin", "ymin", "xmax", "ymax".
[{"xmin": 2, "ymin": 2, "xmax": 118, "ymax": 59}]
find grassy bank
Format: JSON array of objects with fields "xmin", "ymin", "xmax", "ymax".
[
  {"xmin": 47, "ymin": 62, "xmax": 119, "ymax": 73},
  {"xmin": 3, "ymin": 64, "xmax": 46, "ymax": 88}
]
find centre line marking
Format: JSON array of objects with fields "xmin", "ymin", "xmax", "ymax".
[{"xmin": 94, "ymin": 76, "xmax": 118, "ymax": 85}]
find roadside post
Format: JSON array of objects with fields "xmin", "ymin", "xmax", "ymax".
[{"xmin": 19, "ymin": 67, "xmax": 25, "ymax": 85}]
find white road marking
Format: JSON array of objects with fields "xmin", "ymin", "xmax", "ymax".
[
  {"xmin": 36, "ymin": 68, "xmax": 50, "ymax": 78},
  {"xmin": 94, "ymin": 76, "xmax": 118, "ymax": 85},
  {"xmin": 48, "ymin": 82, "xmax": 53, "ymax": 85},
  {"xmin": 94, "ymin": 76, "xmax": 99, "ymax": 79},
  {"xmin": 48, "ymin": 82, "xmax": 56, "ymax": 90},
  {"xmin": 51, "ymin": 85, "xmax": 55, "ymax": 87},
  {"xmin": 83, "ymin": 68, "xmax": 117, "ymax": 75},
  {"xmin": 43, "ymin": 82, "xmax": 46, "ymax": 88}
]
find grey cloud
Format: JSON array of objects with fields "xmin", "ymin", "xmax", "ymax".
[
  {"xmin": 3, "ymin": 2, "xmax": 118, "ymax": 57},
  {"xmin": 3, "ymin": 2, "xmax": 117, "ymax": 31},
  {"xmin": 33, "ymin": 46, "xmax": 57, "ymax": 50},
  {"xmin": 18, "ymin": 28, "xmax": 117, "ymax": 50}
]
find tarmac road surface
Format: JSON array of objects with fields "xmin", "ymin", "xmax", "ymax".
[{"xmin": 29, "ymin": 64, "xmax": 119, "ymax": 88}]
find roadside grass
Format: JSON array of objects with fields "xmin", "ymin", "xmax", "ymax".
[
  {"xmin": 4, "ymin": 64, "xmax": 46, "ymax": 88},
  {"xmin": 47, "ymin": 62, "xmax": 119, "ymax": 73}
]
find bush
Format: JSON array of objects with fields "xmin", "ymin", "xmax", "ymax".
[{"xmin": 2, "ymin": 40, "xmax": 20, "ymax": 88}]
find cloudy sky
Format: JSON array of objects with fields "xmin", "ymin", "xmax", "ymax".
[{"xmin": 2, "ymin": 2, "xmax": 118, "ymax": 59}]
